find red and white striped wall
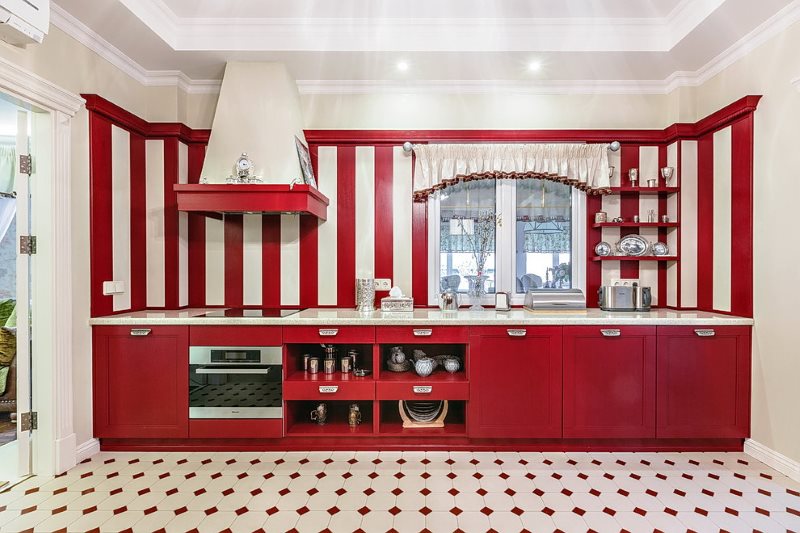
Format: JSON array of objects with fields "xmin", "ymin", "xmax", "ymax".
[{"xmin": 86, "ymin": 94, "xmax": 758, "ymax": 318}]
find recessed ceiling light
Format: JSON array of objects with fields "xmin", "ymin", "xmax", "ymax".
[
  {"xmin": 528, "ymin": 60, "xmax": 542, "ymax": 72},
  {"xmin": 397, "ymin": 61, "xmax": 409, "ymax": 72}
]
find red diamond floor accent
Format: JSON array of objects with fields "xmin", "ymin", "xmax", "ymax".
[
  {"xmin": 480, "ymin": 507, "xmax": 493, "ymax": 516},
  {"xmin": 364, "ymin": 488, "xmax": 375, "ymax": 496},
  {"xmin": 665, "ymin": 507, "xmax": 677, "ymax": 516},
  {"xmin": 290, "ymin": 472, "xmax": 301, "ymax": 479},
  {"xmin": 511, "ymin": 507, "xmax": 524, "ymax": 516},
  {"xmin": 572, "ymin": 507, "xmax": 585, "ymax": 516},
  {"xmin": 21, "ymin": 506, "xmax": 37, "ymax": 515},
  {"xmin": 205, "ymin": 507, "xmax": 218, "ymax": 516},
  {"xmin": 645, "ymin": 489, "xmax": 657, "ymax": 497},
  {"xmin": 391, "ymin": 488, "xmax": 403, "ymax": 496},
  {"xmin": 251, "ymin": 488, "xmax": 262, "ymax": 497},
  {"xmin": 525, "ymin": 473, "xmax": 536, "ymax": 480},
  {"xmin": 450, "ymin": 507, "xmax": 463, "ymax": 516},
  {"xmin": 82, "ymin": 506, "xmax": 97, "ymax": 515},
  {"xmin": 113, "ymin": 506, "xmax": 127, "ymax": 515},
  {"xmin": 421, "ymin": 472, "xmax": 431, "ymax": 479},
  {"xmin": 589, "ymin": 489, "xmax": 601, "ymax": 497},
  {"xmin": 166, "ymin": 488, "xmax": 179, "ymax": 496},
  {"xmin": 279, "ymin": 488, "xmax": 290, "ymax": 496},
  {"xmin": 633, "ymin": 507, "xmax": 646, "ymax": 516},
  {"xmin": 368, "ymin": 472, "xmax": 379, "ymax": 479},
  {"xmin": 144, "ymin": 507, "xmax": 157, "ymax": 515},
  {"xmin": 724, "ymin": 507, "xmax": 738, "ymax": 516},
  {"xmin": 174, "ymin": 507, "xmax": 187, "ymax": 515},
  {"xmin": 420, "ymin": 488, "xmax": 431, "ymax": 496},
  {"xmin": 419, "ymin": 507, "xmax": 432, "ymax": 516},
  {"xmin": 395, "ymin": 472, "xmax": 405, "ymax": 479},
  {"xmin": 388, "ymin": 506, "xmax": 401, "ymax": 516},
  {"xmin": 235, "ymin": 507, "xmax": 247, "ymax": 516},
  {"xmin": 307, "ymin": 488, "xmax": 319, "ymax": 496},
  {"xmin": 477, "ymin": 488, "xmax": 488, "ymax": 496},
  {"xmin": 296, "ymin": 506, "xmax": 310, "ymax": 515},
  {"xmin": 327, "ymin": 506, "xmax": 340, "ymax": 515},
  {"xmin": 694, "ymin": 507, "xmax": 708, "ymax": 516},
  {"xmin": 551, "ymin": 473, "xmax": 562, "ymax": 480},
  {"xmin": 266, "ymin": 507, "xmax": 279, "ymax": 515},
  {"xmin": 194, "ymin": 488, "xmax": 206, "ymax": 496},
  {"xmin": 561, "ymin": 488, "xmax": 572, "ymax": 496},
  {"xmin": 335, "ymin": 488, "xmax": 346, "ymax": 496},
  {"xmin": 447, "ymin": 472, "xmax": 457, "ymax": 480},
  {"xmin": 448, "ymin": 488, "xmax": 459, "ymax": 496},
  {"xmin": 603, "ymin": 507, "xmax": 616, "ymax": 516},
  {"xmin": 533, "ymin": 489, "xmax": 544, "ymax": 497},
  {"xmin": 787, "ymin": 507, "xmax": 800, "ymax": 517},
  {"xmin": 358, "ymin": 506, "xmax": 371, "ymax": 516},
  {"xmin": 342, "ymin": 472, "xmax": 353, "ymax": 479},
  {"xmin": 542, "ymin": 507, "xmax": 555, "ymax": 516},
  {"xmin": 210, "ymin": 473, "xmax": 222, "ymax": 480},
  {"xmin": 52, "ymin": 506, "xmax": 67, "ymax": 515}
]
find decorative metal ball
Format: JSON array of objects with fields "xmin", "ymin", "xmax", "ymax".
[
  {"xmin": 609, "ymin": 141, "xmax": 621, "ymax": 152},
  {"xmin": 402, "ymin": 141, "xmax": 413, "ymax": 153}
]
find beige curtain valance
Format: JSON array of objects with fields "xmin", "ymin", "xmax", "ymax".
[{"xmin": 412, "ymin": 143, "xmax": 611, "ymax": 200}]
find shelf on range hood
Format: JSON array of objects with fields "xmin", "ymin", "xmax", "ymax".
[{"xmin": 174, "ymin": 184, "xmax": 329, "ymax": 220}]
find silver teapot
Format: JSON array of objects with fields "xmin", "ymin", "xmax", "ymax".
[{"xmin": 439, "ymin": 288, "xmax": 460, "ymax": 311}]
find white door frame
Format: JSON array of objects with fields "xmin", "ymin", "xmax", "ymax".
[{"xmin": 0, "ymin": 55, "xmax": 83, "ymax": 475}]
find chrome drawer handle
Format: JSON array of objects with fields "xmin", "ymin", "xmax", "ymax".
[
  {"xmin": 601, "ymin": 329, "xmax": 621, "ymax": 337},
  {"xmin": 319, "ymin": 385, "xmax": 339, "ymax": 394},
  {"xmin": 413, "ymin": 329, "xmax": 433, "ymax": 337},
  {"xmin": 695, "ymin": 329, "xmax": 716, "ymax": 337},
  {"xmin": 319, "ymin": 329, "xmax": 339, "ymax": 336},
  {"xmin": 130, "ymin": 329, "xmax": 151, "ymax": 336},
  {"xmin": 507, "ymin": 329, "xmax": 527, "ymax": 337},
  {"xmin": 413, "ymin": 386, "xmax": 432, "ymax": 394}
]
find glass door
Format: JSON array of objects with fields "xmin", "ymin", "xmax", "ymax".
[{"xmin": 0, "ymin": 101, "xmax": 32, "ymax": 487}]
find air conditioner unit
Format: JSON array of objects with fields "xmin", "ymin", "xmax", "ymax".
[{"xmin": 0, "ymin": 0, "xmax": 49, "ymax": 46}]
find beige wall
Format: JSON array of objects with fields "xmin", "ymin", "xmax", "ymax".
[{"xmin": 680, "ymin": 21, "xmax": 800, "ymax": 465}]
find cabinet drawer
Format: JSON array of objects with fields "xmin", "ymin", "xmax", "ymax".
[
  {"xmin": 283, "ymin": 326, "xmax": 375, "ymax": 344},
  {"xmin": 377, "ymin": 381, "xmax": 469, "ymax": 400},
  {"xmin": 377, "ymin": 326, "xmax": 469, "ymax": 344},
  {"xmin": 566, "ymin": 325, "xmax": 656, "ymax": 338},
  {"xmin": 189, "ymin": 326, "xmax": 282, "ymax": 346},
  {"xmin": 284, "ymin": 380, "xmax": 375, "ymax": 400},
  {"xmin": 190, "ymin": 419, "xmax": 283, "ymax": 439},
  {"xmin": 656, "ymin": 325, "xmax": 751, "ymax": 338}
]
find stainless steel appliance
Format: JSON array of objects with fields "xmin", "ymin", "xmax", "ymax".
[
  {"xmin": 598, "ymin": 285, "xmax": 652, "ymax": 311},
  {"xmin": 524, "ymin": 289, "xmax": 586, "ymax": 310},
  {"xmin": 189, "ymin": 346, "xmax": 282, "ymax": 419}
]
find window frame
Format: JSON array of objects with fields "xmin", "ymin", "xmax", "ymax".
[{"xmin": 427, "ymin": 179, "xmax": 586, "ymax": 306}]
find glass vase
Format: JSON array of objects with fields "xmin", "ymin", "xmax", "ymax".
[{"xmin": 465, "ymin": 274, "xmax": 489, "ymax": 311}]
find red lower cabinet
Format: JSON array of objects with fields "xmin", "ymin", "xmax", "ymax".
[
  {"xmin": 469, "ymin": 327, "xmax": 562, "ymax": 439},
  {"xmin": 563, "ymin": 326, "xmax": 656, "ymax": 438},
  {"xmin": 93, "ymin": 326, "xmax": 189, "ymax": 439},
  {"xmin": 657, "ymin": 326, "xmax": 751, "ymax": 438}
]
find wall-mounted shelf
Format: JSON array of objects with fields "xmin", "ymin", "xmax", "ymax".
[
  {"xmin": 593, "ymin": 222, "xmax": 680, "ymax": 229},
  {"xmin": 608, "ymin": 187, "xmax": 680, "ymax": 194},
  {"xmin": 592, "ymin": 256, "xmax": 679, "ymax": 262},
  {"xmin": 174, "ymin": 184, "xmax": 329, "ymax": 220}
]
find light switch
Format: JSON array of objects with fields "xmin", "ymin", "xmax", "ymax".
[
  {"xmin": 612, "ymin": 278, "xmax": 640, "ymax": 286},
  {"xmin": 374, "ymin": 279, "xmax": 392, "ymax": 291},
  {"xmin": 102, "ymin": 281, "xmax": 115, "ymax": 295}
]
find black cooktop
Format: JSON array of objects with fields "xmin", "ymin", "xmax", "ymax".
[{"xmin": 198, "ymin": 308, "xmax": 301, "ymax": 318}]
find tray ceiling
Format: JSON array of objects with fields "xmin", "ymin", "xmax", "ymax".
[{"xmin": 51, "ymin": 0, "xmax": 796, "ymax": 93}]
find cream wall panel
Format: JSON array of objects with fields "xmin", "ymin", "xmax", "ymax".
[
  {"xmin": 392, "ymin": 147, "xmax": 413, "ymax": 296},
  {"xmin": 178, "ymin": 142, "xmax": 189, "ymax": 308},
  {"xmin": 110, "ymin": 126, "xmax": 131, "ymax": 312},
  {"xmin": 680, "ymin": 140, "xmax": 698, "ymax": 308},
  {"xmin": 317, "ymin": 147, "xmax": 338, "ymax": 305},
  {"xmin": 666, "ymin": 142, "xmax": 679, "ymax": 307},
  {"xmin": 281, "ymin": 215, "xmax": 300, "ymax": 306},
  {"xmin": 242, "ymin": 214, "xmax": 263, "ymax": 306},
  {"xmin": 145, "ymin": 140, "xmax": 165, "ymax": 308},
  {"xmin": 712, "ymin": 127, "xmax": 732, "ymax": 312},
  {"xmin": 205, "ymin": 218, "xmax": 225, "ymax": 306},
  {"xmin": 355, "ymin": 146, "xmax": 375, "ymax": 279}
]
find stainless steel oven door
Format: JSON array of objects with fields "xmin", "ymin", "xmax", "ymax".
[{"xmin": 189, "ymin": 346, "xmax": 283, "ymax": 419}]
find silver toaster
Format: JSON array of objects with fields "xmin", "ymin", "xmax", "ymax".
[{"xmin": 598, "ymin": 285, "xmax": 652, "ymax": 311}]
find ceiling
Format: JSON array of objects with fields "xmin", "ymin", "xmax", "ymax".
[{"xmin": 50, "ymin": 0, "xmax": 798, "ymax": 93}]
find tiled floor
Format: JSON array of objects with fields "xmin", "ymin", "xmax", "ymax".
[{"xmin": 1, "ymin": 451, "xmax": 799, "ymax": 532}]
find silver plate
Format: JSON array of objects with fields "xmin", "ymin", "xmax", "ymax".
[
  {"xmin": 616, "ymin": 235, "xmax": 650, "ymax": 256},
  {"xmin": 594, "ymin": 241, "xmax": 612, "ymax": 256},
  {"xmin": 652, "ymin": 241, "xmax": 670, "ymax": 256}
]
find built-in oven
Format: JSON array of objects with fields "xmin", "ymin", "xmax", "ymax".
[{"xmin": 189, "ymin": 346, "xmax": 282, "ymax": 419}]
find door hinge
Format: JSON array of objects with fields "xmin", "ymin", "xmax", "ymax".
[
  {"xmin": 20, "ymin": 411, "xmax": 38, "ymax": 431},
  {"xmin": 20, "ymin": 235, "xmax": 37, "ymax": 255},
  {"xmin": 19, "ymin": 154, "xmax": 32, "ymax": 176}
]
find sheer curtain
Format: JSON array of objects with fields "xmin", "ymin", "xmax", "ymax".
[{"xmin": 412, "ymin": 143, "xmax": 611, "ymax": 200}]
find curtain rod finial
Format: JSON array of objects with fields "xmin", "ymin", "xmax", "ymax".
[
  {"xmin": 402, "ymin": 141, "xmax": 413, "ymax": 153},
  {"xmin": 608, "ymin": 141, "xmax": 621, "ymax": 152}
]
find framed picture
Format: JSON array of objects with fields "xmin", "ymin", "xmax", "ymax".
[{"xmin": 294, "ymin": 136, "xmax": 317, "ymax": 188}]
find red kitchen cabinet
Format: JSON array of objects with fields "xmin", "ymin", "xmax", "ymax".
[
  {"xmin": 468, "ymin": 327, "xmax": 562, "ymax": 439},
  {"xmin": 93, "ymin": 326, "xmax": 189, "ymax": 439},
  {"xmin": 563, "ymin": 326, "xmax": 656, "ymax": 438},
  {"xmin": 657, "ymin": 326, "xmax": 751, "ymax": 438}
]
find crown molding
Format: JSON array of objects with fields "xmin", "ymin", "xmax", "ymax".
[
  {"xmin": 51, "ymin": 0, "xmax": 799, "ymax": 97},
  {"xmin": 0, "ymin": 55, "xmax": 83, "ymax": 115},
  {"xmin": 50, "ymin": 3, "xmax": 220, "ymax": 95},
  {"xmin": 118, "ymin": 0, "xmax": 724, "ymax": 53}
]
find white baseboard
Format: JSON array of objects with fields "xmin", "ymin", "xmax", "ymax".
[
  {"xmin": 75, "ymin": 438, "xmax": 100, "ymax": 464},
  {"xmin": 744, "ymin": 438, "xmax": 800, "ymax": 482},
  {"xmin": 54, "ymin": 433, "xmax": 77, "ymax": 475}
]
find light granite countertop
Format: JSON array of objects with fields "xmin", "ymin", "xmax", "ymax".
[{"xmin": 89, "ymin": 308, "xmax": 754, "ymax": 326}]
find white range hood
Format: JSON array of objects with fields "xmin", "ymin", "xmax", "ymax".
[{"xmin": 201, "ymin": 62, "xmax": 307, "ymax": 184}]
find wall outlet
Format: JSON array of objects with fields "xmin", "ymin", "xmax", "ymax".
[
  {"xmin": 374, "ymin": 278, "xmax": 392, "ymax": 291},
  {"xmin": 103, "ymin": 281, "xmax": 126, "ymax": 295},
  {"xmin": 611, "ymin": 278, "xmax": 640, "ymax": 287}
]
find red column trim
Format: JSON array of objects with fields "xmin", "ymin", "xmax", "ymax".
[
  {"xmin": 129, "ymin": 133, "xmax": 147, "ymax": 311},
  {"xmin": 696, "ymin": 135, "xmax": 715, "ymax": 311},
  {"xmin": 337, "ymin": 146, "xmax": 357, "ymax": 308},
  {"xmin": 89, "ymin": 113, "xmax": 113, "ymax": 317},
  {"xmin": 730, "ymin": 116, "xmax": 754, "ymax": 317},
  {"xmin": 374, "ymin": 146, "xmax": 394, "ymax": 299},
  {"xmin": 224, "ymin": 215, "xmax": 244, "ymax": 307},
  {"xmin": 162, "ymin": 138, "xmax": 180, "ymax": 309},
  {"xmin": 262, "ymin": 216, "xmax": 282, "ymax": 307},
  {"xmin": 187, "ymin": 144, "xmax": 207, "ymax": 307}
]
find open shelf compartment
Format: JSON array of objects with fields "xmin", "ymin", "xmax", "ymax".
[
  {"xmin": 285, "ymin": 400, "xmax": 374, "ymax": 437},
  {"xmin": 378, "ymin": 400, "xmax": 467, "ymax": 437}
]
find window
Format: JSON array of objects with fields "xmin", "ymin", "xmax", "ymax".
[{"xmin": 429, "ymin": 179, "xmax": 585, "ymax": 305}]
